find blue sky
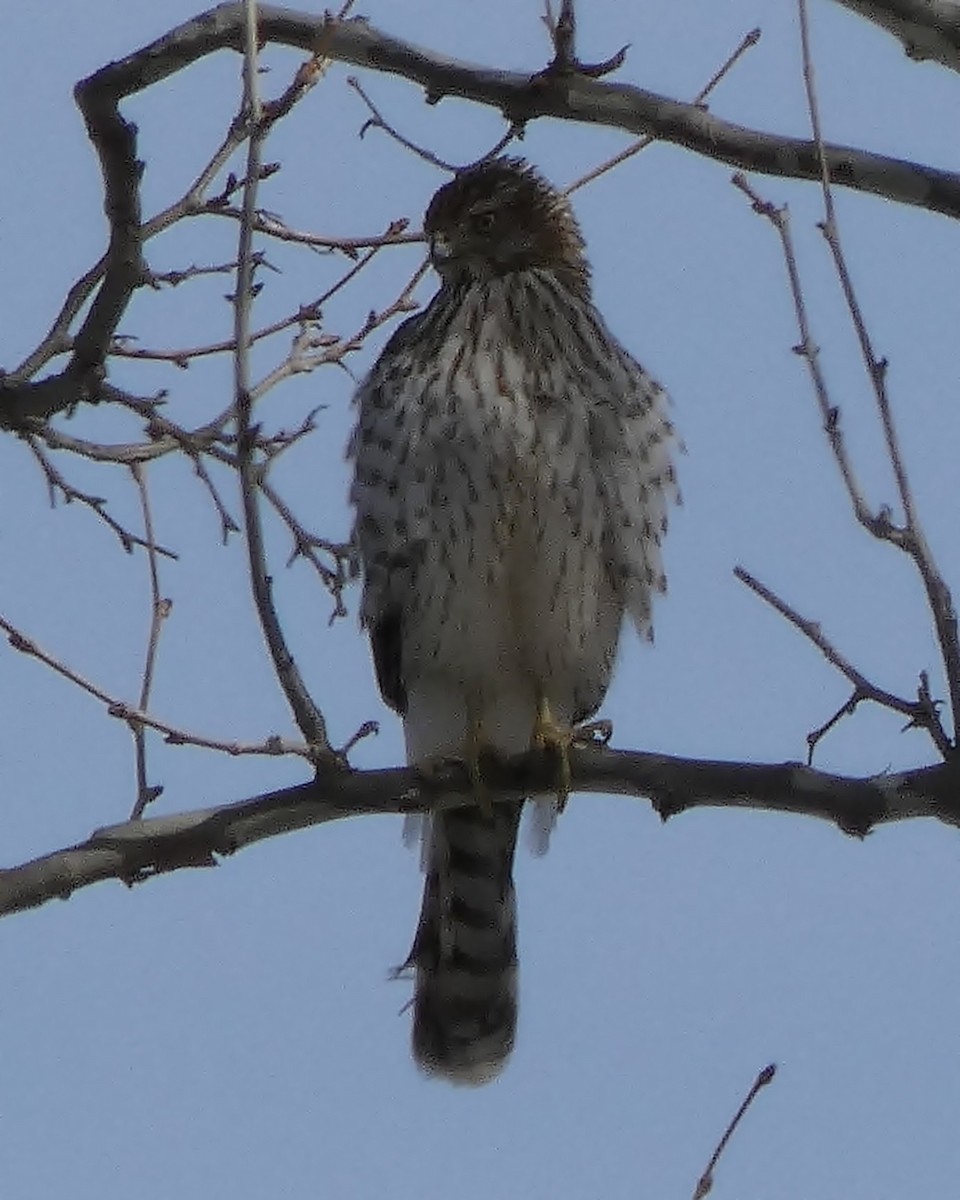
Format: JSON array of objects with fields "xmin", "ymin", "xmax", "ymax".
[{"xmin": 2, "ymin": 2, "xmax": 960, "ymax": 1196}]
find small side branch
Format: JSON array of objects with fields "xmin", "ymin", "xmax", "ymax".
[
  {"xmin": 730, "ymin": 173, "xmax": 892, "ymax": 544},
  {"xmin": 23, "ymin": 433, "xmax": 177, "ymax": 558},
  {"xmin": 541, "ymin": 0, "xmax": 627, "ymax": 79},
  {"xmin": 735, "ymin": 566, "xmax": 951, "ymax": 758},
  {"xmin": 0, "ymin": 612, "xmax": 312, "ymax": 761}
]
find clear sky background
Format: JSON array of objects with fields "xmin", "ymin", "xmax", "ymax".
[{"xmin": 2, "ymin": 2, "xmax": 959, "ymax": 1197}]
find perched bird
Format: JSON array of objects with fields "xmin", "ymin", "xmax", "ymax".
[{"xmin": 348, "ymin": 156, "xmax": 678, "ymax": 1084}]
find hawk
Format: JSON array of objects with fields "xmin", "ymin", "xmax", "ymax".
[{"xmin": 349, "ymin": 157, "xmax": 677, "ymax": 1084}]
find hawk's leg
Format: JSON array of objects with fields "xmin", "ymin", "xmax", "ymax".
[
  {"xmin": 531, "ymin": 695, "xmax": 574, "ymax": 812},
  {"xmin": 465, "ymin": 709, "xmax": 492, "ymax": 816},
  {"xmin": 415, "ymin": 710, "xmax": 491, "ymax": 815}
]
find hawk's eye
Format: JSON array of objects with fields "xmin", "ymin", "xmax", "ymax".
[{"xmin": 472, "ymin": 210, "xmax": 496, "ymax": 234}]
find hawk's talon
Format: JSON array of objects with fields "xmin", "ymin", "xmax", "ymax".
[{"xmin": 572, "ymin": 717, "xmax": 613, "ymax": 747}]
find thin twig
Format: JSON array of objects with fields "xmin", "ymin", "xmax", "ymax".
[
  {"xmin": 730, "ymin": 173, "xmax": 890, "ymax": 542},
  {"xmin": 6, "ymin": 28, "xmax": 324, "ymax": 394},
  {"xmin": 348, "ymin": 76, "xmax": 461, "ymax": 171},
  {"xmin": 130, "ymin": 464, "xmax": 169, "ymax": 818},
  {"xmin": 233, "ymin": 0, "xmax": 334, "ymax": 764},
  {"xmin": 566, "ymin": 26, "xmax": 761, "ymax": 195},
  {"xmin": 349, "ymin": 74, "xmax": 523, "ymax": 174},
  {"xmin": 806, "ymin": 691, "xmax": 861, "ymax": 764},
  {"xmin": 797, "ymin": 0, "xmax": 960, "ymax": 744},
  {"xmin": 148, "ymin": 260, "xmax": 242, "ymax": 287},
  {"xmin": 735, "ymin": 566, "xmax": 951, "ymax": 758},
  {"xmin": 23, "ymin": 434, "xmax": 178, "ymax": 559},
  {"xmin": 0, "ymin": 613, "xmax": 312, "ymax": 761},
  {"xmin": 259, "ymin": 477, "xmax": 352, "ymax": 615},
  {"xmin": 200, "ymin": 206, "xmax": 421, "ymax": 254},
  {"xmin": 692, "ymin": 1064, "xmax": 777, "ymax": 1200},
  {"xmin": 251, "ymin": 255, "xmax": 429, "ymax": 399}
]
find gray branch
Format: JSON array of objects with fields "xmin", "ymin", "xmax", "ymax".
[
  {"xmin": 98, "ymin": 4, "xmax": 960, "ymax": 218},
  {"xmin": 4, "ymin": 2, "xmax": 959, "ymax": 430},
  {"xmin": 2, "ymin": 747, "xmax": 959, "ymax": 919},
  {"xmin": 830, "ymin": 0, "xmax": 960, "ymax": 72}
]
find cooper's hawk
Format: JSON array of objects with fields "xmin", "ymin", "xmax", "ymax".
[{"xmin": 349, "ymin": 157, "xmax": 677, "ymax": 1084}]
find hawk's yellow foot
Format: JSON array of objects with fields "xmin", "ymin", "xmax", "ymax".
[{"xmin": 532, "ymin": 696, "xmax": 574, "ymax": 812}]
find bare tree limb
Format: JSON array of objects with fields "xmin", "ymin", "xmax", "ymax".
[
  {"xmin": 2, "ymin": 747, "xmax": 960, "ymax": 919},
  {"xmin": 108, "ymin": 6, "xmax": 957, "ymax": 219},
  {"xmin": 232, "ymin": 0, "xmax": 334, "ymax": 764},
  {"xmin": 797, "ymin": 0, "xmax": 960, "ymax": 743},
  {"xmin": 5, "ymin": 2, "xmax": 958, "ymax": 432},
  {"xmin": 731, "ymin": 170, "xmax": 960, "ymax": 756},
  {"xmin": 830, "ymin": 0, "xmax": 960, "ymax": 71},
  {"xmin": 4, "ymin": 0, "xmax": 960, "ymax": 939},
  {"xmin": 72, "ymin": 4, "xmax": 960, "ymax": 217}
]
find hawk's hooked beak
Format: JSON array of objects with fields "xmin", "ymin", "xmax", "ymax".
[{"xmin": 429, "ymin": 232, "xmax": 454, "ymax": 267}]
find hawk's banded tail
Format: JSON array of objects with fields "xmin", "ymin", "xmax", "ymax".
[{"xmin": 403, "ymin": 800, "xmax": 522, "ymax": 1085}]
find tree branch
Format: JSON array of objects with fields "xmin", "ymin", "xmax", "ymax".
[
  {"xmin": 231, "ymin": 0, "xmax": 334, "ymax": 764},
  {"xmin": 735, "ymin": 565, "xmax": 951, "ymax": 758},
  {"xmin": 2, "ymin": 746, "xmax": 959, "ymax": 919},
  {"xmin": 74, "ymin": 2, "xmax": 960, "ymax": 216},
  {"xmin": 129, "ymin": 463, "xmax": 169, "ymax": 818},
  {"xmin": 5, "ymin": 2, "xmax": 958, "ymax": 431},
  {"xmin": 830, "ymin": 0, "xmax": 960, "ymax": 72},
  {"xmin": 796, "ymin": 0, "xmax": 960, "ymax": 744}
]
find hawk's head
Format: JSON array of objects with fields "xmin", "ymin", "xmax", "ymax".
[{"xmin": 424, "ymin": 157, "xmax": 589, "ymax": 291}]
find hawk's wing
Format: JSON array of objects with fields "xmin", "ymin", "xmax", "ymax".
[
  {"xmin": 587, "ymin": 326, "xmax": 680, "ymax": 639},
  {"xmin": 347, "ymin": 313, "xmax": 431, "ymax": 716}
]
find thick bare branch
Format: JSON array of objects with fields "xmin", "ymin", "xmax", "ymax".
[
  {"xmin": 5, "ymin": 2, "xmax": 957, "ymax": 432},
  {"xmin": 2, "ymin": 747, "xmax": 959, "ymax": 919},
  {"xmin": 76, "ymin": 4, "xmax": 960, "ymax": 220},
  {"xmin": 830, "ymin": 0, "xmax": 960, "ymax": 71}
]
